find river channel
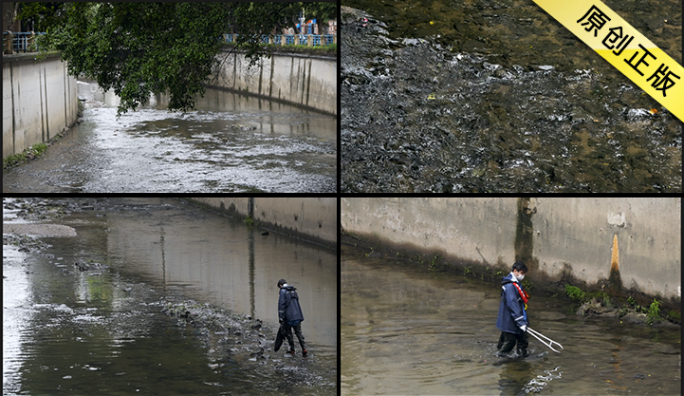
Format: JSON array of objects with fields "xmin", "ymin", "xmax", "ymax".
[
  {"xmin": 341, "ymin": 246, "xmax": 681, "ymax": 395},
  {"xmin": 3, "ymin": 198, "xmax": 337, "ymax": 395},
  {"xmin": 341, "ymin": 0, "xmax": 682, "ymax": 192},
  {"xmin": 3, "ymin": 81, "xmax": 337, "ymax": 193}
]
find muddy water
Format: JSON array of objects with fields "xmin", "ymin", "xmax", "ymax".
[
  {"xmin": 341, "ymin": 247, "xmax": 681, "ymax": 395},
  {"xmin": 340, "ymin": 1, "xmax": 682, "ymax": 192},
  {"xmin": 3, "ymin": 81, "xmax": 336, "ymax": 193},
  {"xmin": 3, "ymin": 198, "xmax": 337, "ymax": 395}
]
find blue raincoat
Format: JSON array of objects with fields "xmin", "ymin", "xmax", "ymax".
[
  {"xmin": 278, "ymin": 285, "xmax": 304, "ymax": 326},
  {"xmin": 496, "ymin": 273, "xmax": 528, "ymax": 334}
]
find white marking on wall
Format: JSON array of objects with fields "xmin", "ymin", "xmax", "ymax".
[{"xmin": 607, "ymin": 212, "xmax": 626, "ymax": 228}]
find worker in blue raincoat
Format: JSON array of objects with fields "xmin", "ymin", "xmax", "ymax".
[
  {"xmin": 278, "ymin": 279, "xmax": 307, "ymax": 357},
  {"xmin": 496, "ymin": 261, "xmax": 530, "ymax": 358}
]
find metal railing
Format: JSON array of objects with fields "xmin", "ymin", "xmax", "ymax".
[
  {"xmin": 223, "ymin": 33, "xmax": 335, "ymax": 47},
  {"xmin": 3, "ymin": 31, "xmax": 47, "ymax": 54}
]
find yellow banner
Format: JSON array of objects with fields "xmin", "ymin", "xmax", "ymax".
[{"xmin": 533, "ymin": 0, "xmax": 683, "ymax": 122}]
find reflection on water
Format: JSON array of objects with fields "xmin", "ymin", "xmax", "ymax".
[
  {"xmin": 341, "ymin": 247, "xmax": 681, "ymax": 395},
  {"xmin": 102, "ymin": 198, "xmax": 337, "ymax": 348},
  {"xmin": 81, "ymin": 80, "xmax": 336, "ymax": 141},
  {"xmin": 3, "ymin": 198, "xmax": 337, "ymax": 395}
]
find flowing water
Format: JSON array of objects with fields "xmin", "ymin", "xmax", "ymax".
[
  {"xmin": 3, "ymin": 81, "xmax": 336, "ymax": 193},
  {"xmin": 341, "ymin": 247, "xmax": 681, "ymax": 395},
  {"xmin": 340, "ymin": 0, "xmax": 682, "ymax": 192},
  {"xmin": 3, "ymin": 198, "xmax": 337, "ymax": 395}
]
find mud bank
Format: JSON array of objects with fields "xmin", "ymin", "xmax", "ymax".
[
  {"xmin": 340, "ymin": 5, "xmax": 682, "ymax": 193},
  {"xmin": 161, "ymin": 299, "xmax": 333, "ymax": 389}
]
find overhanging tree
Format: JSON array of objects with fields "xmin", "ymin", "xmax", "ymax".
[{"xmin": 19, "ymin": 2, "xmax": 335, "ymax": 115}]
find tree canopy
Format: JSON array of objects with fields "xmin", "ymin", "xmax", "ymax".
[{"xmin": 18, "ymin": 2, "xmax": 336, "ymax": 115}]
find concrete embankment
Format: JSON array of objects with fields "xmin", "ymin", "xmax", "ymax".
[
  {"xmin": 341, "ymin": 198, "xmax": 681, "ymax": 300},
  {"xmin": 3, "ymin": 52, "xmax": 79, "ymax": 159},
  {"xmin": 208, "ymin": 49, "xmax": 336, "ymax": 115},
  {"xmin": 189, "ymin": 198, "xmax": 336, "ymax": 248}
]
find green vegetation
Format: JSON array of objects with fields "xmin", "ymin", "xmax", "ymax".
[
  {"xmin": 428, "ymin": 255, "xmax": 440, "ymax": 270},
  {"xmin": 281, "ymin": 43, "xmax": 336, "ymax": 52},
  {"xmin": 587, "ymin": 290, "xmax": 608, "ymax": 301},
  {"xmin": 17, "ymin": 2, "xmax": 335, "ymax": 115},
  {"xmin": 243, "ymin": 216, "xmax": 255, "ymax": 227},
  {"xmin": 249, "ymin": 42, "xmax": 336, "ymax": 54},
  {"xmin": 666, "ymin": 310, "xmax": 680, "ymax": 324},
  {"xmin": 565, "ymin": 284, "xmax": 587, "ymax": 302},
  {"xmin": 3, "ymin": 143, "xmax": 49, "ymax": 169},
  {"xmin": 603, "ymin": 296, "xmax": 612, "ymax": 309},
  {"xmin": 646, "ymin": 298, "xmax": 661, "ymax": 325},
  {"xmin": 521, "ymin": 278, "xmax": 533, "ymax": 291}
]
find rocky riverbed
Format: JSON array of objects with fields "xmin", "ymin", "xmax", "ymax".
[
  {"xmin": 3, "ymin": 197, "xmax": 336, "ymax": 395},
  {"xmin": 341, "ymin": 4, "xmax": 682, "ymax": 193}
]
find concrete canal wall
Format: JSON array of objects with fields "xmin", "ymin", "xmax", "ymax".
[
  {"xmin": 341, "ymin": 198, "xmax": 681, "ymax": 299},
  {"xmin": 208, "ymin": 49, "xmax": 336, "ymax": 115},
  {"xmin": 3, "ymin": 52, "xmax": 78, "ymax": 159},
  {"xmin": 190, "ymin": 198, "xmax": 336, "ymax": 247}
]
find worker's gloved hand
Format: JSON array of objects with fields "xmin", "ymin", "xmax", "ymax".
[{"xmin": 515, "ymin": 317, "xmax": 527, "ymax": 331}]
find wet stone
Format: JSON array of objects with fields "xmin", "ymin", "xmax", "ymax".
[
  {"xmin": 341, "ymin": 4, "xmax": 682, "ymax": 193},
  {"xmin": 4, "ymin": 198, "xmax": 336, "ymax": 395}
]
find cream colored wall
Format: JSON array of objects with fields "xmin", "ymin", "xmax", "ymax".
[
  {"xmin": 191, "ymin": 198, "xmax": 336, "ymax": 246},
  {"xmin": 342, "ymin": 198, "xmax": 681, "ymax": 299}
]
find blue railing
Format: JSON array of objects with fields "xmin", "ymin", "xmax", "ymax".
[
  {"xmin": 3, "ymin": 32, "xmax": 47, "ymax": 53},
  {"xmin": 223, "ymin": 33, "xmax": 334, "ymax": 47}
]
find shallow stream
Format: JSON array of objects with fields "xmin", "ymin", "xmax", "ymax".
[
  {"xmin": 341, "ymin": 246, "xmax": 681, "ymax": 395},
  {"xmin": 3, "ymin": 198, "xmax": 337, "ymax": 395},
  {"xmin": 3, "ymin": 82, "xmax": 336, "ymax": 193}
]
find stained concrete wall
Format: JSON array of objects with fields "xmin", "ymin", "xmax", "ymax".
[
  {"xmin": 3, "ymin": 52, "xmax": 78, "ymax": 159},
  {"xmin": 341, "ymin": 198, "xmax": 681, "ymax": 299},
  {"xmin": 190, "ymin": 198, "xmax": 336, "ymax": 247},
  {"xmin": 208, "ymin": 49, "xmax": 336, "ymax": 115}
]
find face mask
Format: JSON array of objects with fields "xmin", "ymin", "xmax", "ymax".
[{"xmin": 515, "ymin": 273, "xmax": 525, "ymax": 281}]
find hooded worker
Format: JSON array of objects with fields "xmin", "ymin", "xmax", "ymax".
[
  {"xmin": 277, "ymin": 279, "xmax": 307, "ymax": 357},
  {"xmin": 496, "ymin": 261, "xmax": 530, "ymax": 358}
]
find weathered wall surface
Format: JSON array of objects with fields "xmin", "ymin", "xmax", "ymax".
[
  {"xmin": 190, "ymin": 198, "xmax": 336, "ymax": 247},
  {"xmin": 3, "ymin": 52, "xmax": 78, "ymax": 159},
  {"xmin": 209, "ymin": 49, "xmax": 336, "ymax": 115},
  {"xmin": 341, "ymin": 198, "xmax": 681, "ymax": 299}
]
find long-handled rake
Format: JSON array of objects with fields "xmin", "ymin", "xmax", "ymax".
[{"xmin": 527, "ymin": 327, "xmax": 563, "ymax": 353}]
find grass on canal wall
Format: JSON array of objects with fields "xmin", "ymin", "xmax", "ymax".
[
  {"xmin": 4, "ymin": 100, "xmax": 83, "ymax": 170},
  {"xmin": 223, "ymin": 42, "xmax": 337, "ymax": 57},
  {"xmin": 3, "ymin": 143, "xmax": 49, "ymax": 169}
]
